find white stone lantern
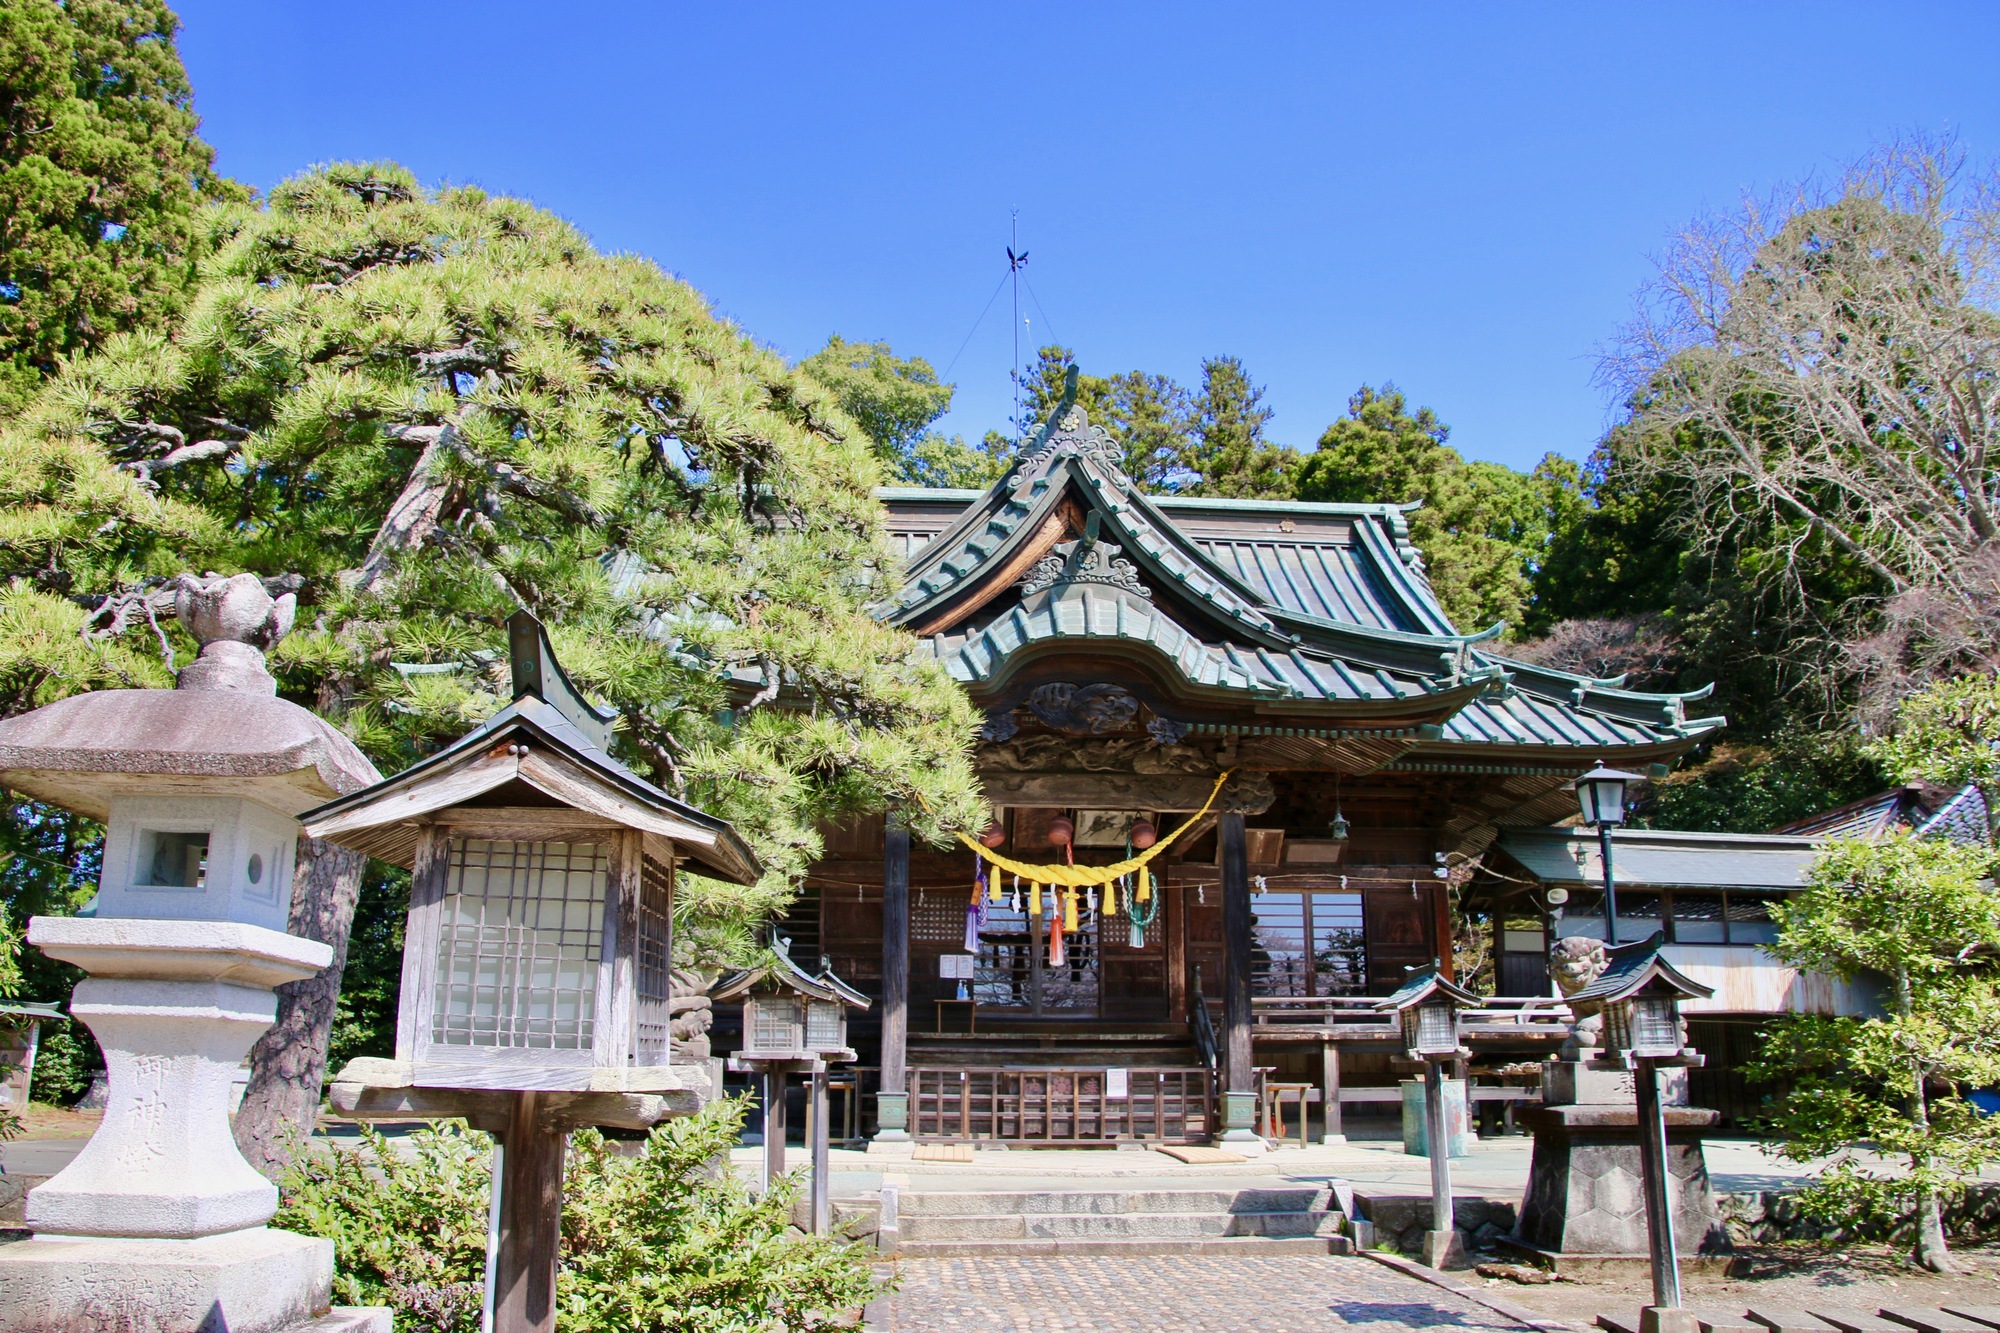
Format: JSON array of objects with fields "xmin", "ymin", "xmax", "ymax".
[
  {"xmin": 0, "ymin": 572, "xmax": 386, "ymax": 1333},
  {"xmin": 305, "ymin": 610, "xmax": 760, "ymax": 1333}
]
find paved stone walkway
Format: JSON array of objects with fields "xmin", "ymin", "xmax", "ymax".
[{"xmin": 869, "ymin": 1255, "xmax": 1534, "ymax": 1331}]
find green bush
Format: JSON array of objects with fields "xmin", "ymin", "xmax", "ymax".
[{"xmin": 275, "ymin": 1097, "xmax": 882, "ymax": 1333}]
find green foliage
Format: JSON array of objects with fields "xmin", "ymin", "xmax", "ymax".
[
  {"xmin": 1751, "ymin": 835, "xmax": 2000, "ymax": 1265},
  {"xmin": 794, "ymin": 335, "xmax": 1001, "ymax": 488},
  {"xmin": 0, "ymin": 162, "xmax": 987, "ymax": 958},
  {"xmin": 1183, "ymin": 355, "xmax": 1292, "ymax": 499},
  {"xmin": 0, "ymin": 796, "xmax": 100, "ymax": 1103},
  {"xmin": 1021, "ymin": 346, "xmax": 1196, "ymax": 491},
  {"xmin": 1636, "ymin": 737, "xmax": 1885, "ymax": 834},
  {"xmin": 1297, "ymin": 385, "xmax": 1579, "ymax": 635},
  {"xmin": 275, "ymin": 1100, "xmax": 882, "ymax": 1333},
  {"xmin": 1870, "ymin": 675, "xmax": 2000, "ymax": 837},
  {"xmin": 326, "ymin": 866, "xmax": 409, "ymax": 1070},
  {"xmin": 0, "ymin": 0, "xmax": 243, "ymax": 414}
]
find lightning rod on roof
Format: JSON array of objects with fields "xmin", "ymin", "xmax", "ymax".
[{"xmin": 1008, "ymin": 211, "xmax": 1028, "ymax": 441}]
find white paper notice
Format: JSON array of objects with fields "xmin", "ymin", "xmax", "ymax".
[{"xmin": 1106, "ymin": 1067, "xmax": 1129, "ymax": 1099}]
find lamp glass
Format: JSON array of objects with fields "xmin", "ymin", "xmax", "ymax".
[
  {"xmin": 1631, "ymin": 994, "xmax": 1681, "ymax": 1055},
  {"xmin": 751, "ymin": 995, "xmax": 803, "ymax": 1053},
  {"xmin": 1415, "ymin": 1001, "xmax": 1458, "ymax": 1055},
  {"xmin": 432, "ymin": 839, "xmax": 605, "ymax": 1054},
  {"xmin": 806, "ymin": 999, "xmax": 843, "ymax": 1050}
]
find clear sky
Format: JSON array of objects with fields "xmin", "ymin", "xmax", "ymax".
[{"xmin": 172, "ymin": 2, "xmax": 2000, "ymax": 472}]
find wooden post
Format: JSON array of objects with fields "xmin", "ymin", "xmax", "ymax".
[
  {"xmin": 877, "ymin": 813, "xmax": 911, "ymax": 1142},
  {"xmin": 1219, "ymin": 812, "xmax": 1253, "ymax": 1095},
  {"xmin": 809, "ymin": 1069, "xmax": 830, "ymax": 1234},
  {"xmin": 763, "ymin": 1069, "xmax": 788, "ymax": 1191},
  {"xmin": 1635, "ymin": 1057, "xmax": 1683, "ymax": 1310},
  {"xmin": 1321, "ymin": 1041, "xmax": 1344, "ymax": 1143},
  {"xmin": 494, "ymin": 1091, "xmax": 565, "ymax": 1333},
  {"xmin": 1165, "ymin": 874, "xmax": 1187, "ymax": 1021}
]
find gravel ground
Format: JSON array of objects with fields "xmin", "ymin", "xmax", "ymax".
[{"xmin": 1474, "ymin": 1241, "xmax": 2000, "ymax": 1327}]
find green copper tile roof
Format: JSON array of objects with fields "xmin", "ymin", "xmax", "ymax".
[{"xmin": 871, "ymin": 382, "xmax": 1722, "ymax": 756}]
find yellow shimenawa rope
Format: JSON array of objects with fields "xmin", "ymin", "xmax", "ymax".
[{"xmin": 950, "ymin": 770, "xmax": 1234, "ymax": 888}]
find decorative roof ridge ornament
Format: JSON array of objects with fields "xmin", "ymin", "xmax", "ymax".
[
  {"xmin": 1016, "ymin": 366, "xmax": 1123, "ymax": 473},
  {"xmin": 506, "ymin": 608, "xmax": 620, "ymax": 752},
  {"xmin": 1019, "ymin": 537, "xmax": 1151, "ymax": 598},
  {"xmin": 174, "ymin": 572, "xmax": 297, "ymax": 694}
]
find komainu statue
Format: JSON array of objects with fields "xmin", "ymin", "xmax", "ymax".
[
  {"xmin": 1550, "ymin": 936, "xmax": 1609, "ymax": 1058},
  {"xmin": 669, "ymin": 967, "xmax": 714, "ymax": 1062}
]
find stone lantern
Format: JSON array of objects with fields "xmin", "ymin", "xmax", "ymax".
[
  {"xmin": 1376, "ymin": 964, "xmax": 1479, "ymax": 1270},
  {"xmin": 0, "ymin": 572, "xmax": 386, "ymax": 1333},
  {"xmin": 716, "ymin": 937, "xmax": 868, "ymax": 1233},
  {"xmin": 306, "ymin": 610, "xmax": 759, "ymax": 1333}
]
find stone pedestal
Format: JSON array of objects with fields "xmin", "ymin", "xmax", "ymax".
[
  {"xmin": 8, "ymin": 918, "xmax": 390, "ymax": 1332},
  {"xmin": 1508, "ymin": 1101, "xmax": 1730, "ymax": 1268},
  {"xmin": 867, "ymin": 1091, "xmax": 912, "ymax": 1153},
  {"xmin": 1218, "ymin": 1090, "xmax": 1270, "ymax": 1154}
]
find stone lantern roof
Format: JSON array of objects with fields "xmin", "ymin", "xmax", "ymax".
[{"xmin": 0, "ymin": 573, "xmax": 381, "ymax": 816}]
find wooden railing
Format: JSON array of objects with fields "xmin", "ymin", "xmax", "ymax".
[
  {"xmin": 909, "ymin": 1066, "xmax": 1213, "ymax": 1144},
  {"xmin": 1248, "ymin": 994, "xmax": 1572, "ymax": 1037}
]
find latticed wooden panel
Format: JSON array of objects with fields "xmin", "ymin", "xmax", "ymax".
[{"xmin": 910, "ymin": 1066, "xmax": 1212, "ymax": 1144}]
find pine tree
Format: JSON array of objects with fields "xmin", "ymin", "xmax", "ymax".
[
  {"xmin": 0, "ymin": 162, "xmax": 985, "ymax": 1167},
  {"xmin": 0, "ymin": 0, "xmax": 241, "ymax": 414},
  {"xmin": 1183, "ymin": 355, "xmax": 1292, "ymax": 499}
]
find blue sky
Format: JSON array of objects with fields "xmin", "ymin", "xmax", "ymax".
[{"xmin": 173, "ymin": 2, "xmax": 2000, "ymax": 472}]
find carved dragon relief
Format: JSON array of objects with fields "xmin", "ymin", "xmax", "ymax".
[{"xmin": 978, "ymin": 733, "xmax": 1217, "ymax": 775}]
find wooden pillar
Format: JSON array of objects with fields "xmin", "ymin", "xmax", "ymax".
[
  {"xmin": 809, "ymin": 1069, "xmax": 831, "ymax": 1234},
  {"xmin": 1219, "ymin": 812, "xmax": 1253, "ymax": 1094},
  {"xmin": 494, "ymin": 1091, "xmax": 565, "ymax": 1333},
  {"xmin": 1322, "ymin": 1041, "xmax": 1344, "ymax": 1143},
  {"xmin": 876, "ymin": 813, "xmax": 912, "ymax": 1142},
  {"xmin": 1165, "ymin": 873, "xmax": 1187, "ymax": 1021},
  {"xmin": 762, "ymin": 1069, "xmax": 788, "ymax": 1190}
]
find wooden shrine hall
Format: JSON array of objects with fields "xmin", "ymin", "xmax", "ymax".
[{"xmin": 766, "ymin": 379, "xmax": 1722, "ymax": 1148}]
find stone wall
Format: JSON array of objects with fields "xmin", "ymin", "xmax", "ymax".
[{"xmin": 1719, "ymin": 1182, "xmax": 2000, "ymax": 1245}]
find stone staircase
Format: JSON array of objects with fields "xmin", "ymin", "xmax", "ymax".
[{"xmin": 883, "ymin": 1186, "xmax": 1354, "ymax": 1257}]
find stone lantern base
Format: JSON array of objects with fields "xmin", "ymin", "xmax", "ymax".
[
  {"xmin": 1504, "ymin": 1100, "xmax": 1732, "ymax": 1273},
  {"xmin": 0, "ymin": 919, "xmax": 392, "ymax": 1333},
  {"xmin": 0, "ymin": 1229, "xmax": 386, "ymax": 1333}
]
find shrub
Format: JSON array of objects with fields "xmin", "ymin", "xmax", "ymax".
[{"xmin": 275, "ymin": 1097, "xmax": 882, "ymax": 1333}]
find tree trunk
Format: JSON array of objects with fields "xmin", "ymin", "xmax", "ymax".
[
  {"xmin": 1898, "ymin": 964, "xmax": 1957, "ymax": 1273},
  {"xmin": 232, "ymin": 836, "xmax": 369, "ymax": 1179}
]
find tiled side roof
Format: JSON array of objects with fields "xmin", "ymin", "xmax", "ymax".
[{"xmin": 1917, "ymin": 784, "xmax": 1991, "ymax": 845}]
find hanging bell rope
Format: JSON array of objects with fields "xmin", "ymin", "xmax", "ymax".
[{"xmin": 946, "ymin": 770, "xmax": 1234, "ymax": 887}]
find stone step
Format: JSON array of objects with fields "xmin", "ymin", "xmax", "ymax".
[
  {"xmin": 895, "ymin": 1235, "xmax": 1350, "ymax": 1258},
  {"xmin": 895, "ymin": 1187, "xmax": 1330, "ymax": 1217},
  {"xmin": 898, "ymin": 1208, "xmax": 1338, "ymax": 1241}
]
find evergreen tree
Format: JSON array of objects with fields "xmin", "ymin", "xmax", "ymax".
[
  {"xmin": 796, "ymin": 335, "xmax": 1003, "ymax": 489},
  {"xmin": 1021, "ymin": 346, "xmax": 1195, "ymax": 491},
  {"xmin": 0, "ymin": 0, "xmax": 241, "ymax": 414},
  {"xmin": 0, "ymin": 162, "xmax": 984, "ymax": 1163},
  {"xmin": 1297, "ymin": 385, "xmax": 1571, "ymax": 634},
  {"xmin": 1183, "ymin": 355, "xmax": 1292, "ymax": 499}
]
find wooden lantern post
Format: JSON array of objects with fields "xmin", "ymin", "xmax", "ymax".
[
  {"xmin": 302, "ymin": 612, "xmax": 762, "ymax": 1333},
  {"xmin": 1375, "ymin": 963, "xmax": 1480, "ymax": 1271},
  {"xmin": 716, "ymin": 938, "xmax": 868, "ymax": 1233},
  {"xmin": 1566, "ymin": 932, "xmax": 1714, "ymax": 1331}
]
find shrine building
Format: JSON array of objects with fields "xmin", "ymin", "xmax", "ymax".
[{"xmin": 761, "ymin": 388, "xmax": 1729, "ymax": 1148}]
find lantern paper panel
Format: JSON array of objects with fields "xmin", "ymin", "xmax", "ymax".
[
  {"xmin": 430, "ymin": 839, "xmax": 606, "ymax": 1058},
  {"xmin": 805, "ymin": 999, "xmax": 844, "ymax": 1051},
  {"xmin": 750, "ymin": 996, "xmax": 806, "ymax": 1055}
]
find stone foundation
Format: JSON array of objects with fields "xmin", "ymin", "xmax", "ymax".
[{"xmin": 1509, "ymin": 1102, "xmax": 1730, "ymax": 1265}]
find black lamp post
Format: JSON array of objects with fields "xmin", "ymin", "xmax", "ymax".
[
  {"xmin": 1375, "ymin": 963, "xmax": 1480, "ymax": 1270},
  {"xmin": 1566, "ymin": 932, "xmax": 1712, "ymax": 1324},
  {"xmin": 1574, "ymin": 763, "xmax": 1641, "ymax": 942}
]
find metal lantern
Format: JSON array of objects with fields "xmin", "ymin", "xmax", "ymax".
[
  {"xmin": 1574, "ymin": 762, "xmax": 1642, "ymax": 829},
  {"xmin": 1375, "ymin": 964, "xmax": 1479, "ymax": 1061},
  {"xmin": 1566, "ymin": 932, "xmax": 1712, "ymax": 1067}
]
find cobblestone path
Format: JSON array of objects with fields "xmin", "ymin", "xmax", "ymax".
[{"xmin": 870, "ymin": 1255, "xmax": 1533, "ymax": 1332}]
